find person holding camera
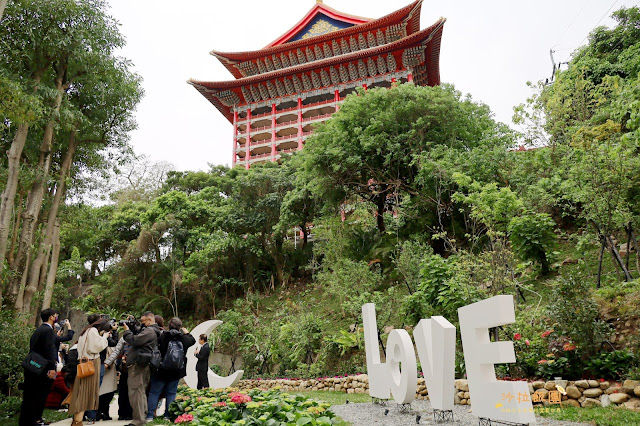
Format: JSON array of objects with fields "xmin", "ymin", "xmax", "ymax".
[
  {"xmin": 19, "ymin": 308, "xmax": 59, "ymax": 426},
  {"xmin": 146, "ymin": 317, "xmax": 195, "ymax": 422},
  {"xmin": 122, "ymin": 312, "xmax": 161, "ymax": 426},
  {"xmin": 68, "ymin": 318, "xmax": 110, "ymax": 426}
]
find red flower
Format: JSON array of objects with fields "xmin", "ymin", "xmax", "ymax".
[
  {"xmin": 538, "ymin": 359, "xmax": 548, "ymax": 364},
  {"xmin": 541, "ymin": 330, "xmax": 553, "ymax": 338},
  {"xmin": 562, "ymin": 343, "xmax": 576, "ymax": 351},
  {"xmin": 213, "ymin": 401, "xmax": 227, "ymax": 408},
  {"xmin": 514, "ymin": 333, "xmax": 522, "ymax": 341},
  {"xmin": 525, "ymin": 339, "xmax": 531, "ymax": 346}
]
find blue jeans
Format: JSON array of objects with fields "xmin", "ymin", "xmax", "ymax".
[
  {"xmin": 146, "ymin": 376, "xmax": 179, "ymax": 419},
  {"xmin": 86, "ymin": 363, "xmax": 105, "ymax": 420}
]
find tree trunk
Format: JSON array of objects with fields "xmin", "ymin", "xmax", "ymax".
[
  {"xmin": 0, "ymin": 123, "xmax": 30, "ymax": 305},
  {"xmin": 376, "ymin": 197, "xmax": 386, "ymax": 233},
  {"xmin": 300, "ymin": 223, "xmax": 308, "ymax": 248},
  {"xmin": 596, "ymin": 240, "xmax": 605, "ymax": 289},
  {"xmin": 8, "ymin": 189, "xmax": 24, "ymax": 268},
  {"xmin": 0, "ymin": 0, "xmax": 8, "ymax": 21},
  {"xmin": 606, "ymin": 235, "xmax": 633, "ymax": 281},
  {"xmin": 41, "ymin": 220, "xmax": 61, "ymax": 310},
  {"xmin": 631, "ymin": 228, "xmax": 640, "ymax": 274},
  {"xmin": 10, "ymin": 71, "xmax": 65, "ymax": 306},
  {"xmin": 24, "ymin": 132, "xmax": 76, "ymax": 313},
  {"xmin": 626, "ymin": 223, "xmax": 632, "ymax": 271}
]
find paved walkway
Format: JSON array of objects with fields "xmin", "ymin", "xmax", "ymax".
[{"xmin": 51, "ymin": 396, "xmax": 166, "ymax": 426}]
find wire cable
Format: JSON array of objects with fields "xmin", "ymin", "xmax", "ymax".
[
  {"xmin": 576, "ymin": 0, "xmax": 622, "ymax": 48},
  {"xmin": 552, "ymin": 0, "xmax": 594, "ymax": 48}
]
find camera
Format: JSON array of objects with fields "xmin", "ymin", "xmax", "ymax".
[{"xmin": 118, "ymin": 314, "xmax": 141, "ymax": 333}]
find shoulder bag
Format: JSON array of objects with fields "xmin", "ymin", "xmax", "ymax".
[{"xmin": 22, "ymin": 351, "xmax": 49, "ymax": 376}]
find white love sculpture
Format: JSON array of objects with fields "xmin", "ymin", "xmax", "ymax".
[
  {"xmin": 362, "ymin": 303, "xmax": 456, "ymax": 409},
  {"xmin": 458, "ymin": 295, "xmax": 535, "ymax": 424},
  {"xmin": 414, "ymin": 316, "xmax": 456, "ymax": 410},
  {"xmin": 184, "ymin": 320, "xmax": 244, "ymax": 389}
]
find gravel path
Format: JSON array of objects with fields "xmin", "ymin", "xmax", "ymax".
[{"xmin": 330, "ymin": 401, "xmax": 589, "ymax": 425}]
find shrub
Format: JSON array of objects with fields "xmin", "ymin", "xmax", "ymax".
[
  {"xmin": 0, "ymin": 395, "xmax": 22, "ymax": 420},
  {"xmin": 508, "ymin": 212, "xmax": 556, "ymax": 274},
  {"xmin": 545, "ymin": 276, "xmax": 611, "ymax": 359},
  {"xmin": 403, "ymin": 254, "xmax": 484, "ymax": 324},
  {"xmin": 0, "ymin": 310, "xmax": 32, "ymax": 395},
  {"xmin": 587, "ymin": 350, "xmax": 637, "ymax": 380}
]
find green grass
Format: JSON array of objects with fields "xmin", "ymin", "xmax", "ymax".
[
  {"xmin": 293, "ymin": 390, "xmax": 372, "ymax": 405},
  {"xmin": 538, "ymin": 405, "xmax": 640, "ymax": 425},
  {"xmin": 5, "ymin": 408, "xmax": 71, "ymax": 426}
]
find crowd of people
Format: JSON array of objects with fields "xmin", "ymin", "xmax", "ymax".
[{"xmin": 19, "ymin": 308, "xmax": 209, "ymax": 426}]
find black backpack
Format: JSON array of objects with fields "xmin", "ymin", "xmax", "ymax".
[{"xmin": 160, "ymin": 339, "xmax": 184, "ymax": 371}]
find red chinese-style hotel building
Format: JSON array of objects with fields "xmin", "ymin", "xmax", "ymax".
[{"xmin": 189, "ymin": 0, "xmax": 445, "ymax": 168}]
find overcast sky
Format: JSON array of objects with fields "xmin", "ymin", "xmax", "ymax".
[{"xmin": 106, "ymin": 0, "xmax": 633, "ymax": 172}]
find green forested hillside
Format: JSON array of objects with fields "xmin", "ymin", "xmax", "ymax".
[{"xmin": 2, "ymin": 3, "xmax": 640, "ymax": 393}]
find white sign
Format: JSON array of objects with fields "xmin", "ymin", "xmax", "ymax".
[
  {"xmin": 362, "ymin": 303, "xmax": 455, "ymax": 410},
  {"xmin": 184, "ymin": 320, "xmax": 244, "ymax": 389},
  {"xmin": 458, "ymin": 296, "xmax": 535, "ymax": 424},
  {"xmin": 363, "ymin": 295, "xmax": 536, "ymax": 424}
]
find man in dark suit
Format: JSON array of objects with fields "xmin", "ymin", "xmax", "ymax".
[
  {"xmin": 19, "ymin": 308, "xmax": 59, "ymax": 426},
  {"xmin": 194, "ymin": 334, "xmax": 210, "ymax": 389}
]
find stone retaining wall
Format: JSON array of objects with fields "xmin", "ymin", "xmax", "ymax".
[{"xmin": 236, "ymin": 376, "xmax": 640, "ymax": 412}]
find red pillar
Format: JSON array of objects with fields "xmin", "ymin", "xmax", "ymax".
[
  {"xmin": 245, "ymin": 109, "xmax": 251, "ymax": 169},
  {"xmin": 297, "ymin": 97, "xmax": 303, "ymax": 151},
  {"xmin": 232, "ymin": 110, "xmax": 238, "ymax": 167},
  {"xmin": 362, "ymin": 83, "xmax": 368, "ymax": 90},
  {"xmin": 271, "ymin": 103, "xmax": 277, "ymax": 161}
]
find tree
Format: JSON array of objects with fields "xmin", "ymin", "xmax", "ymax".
[{"xmin": 301, "ymin": 83, "xmax": 508, "ymax": 235}]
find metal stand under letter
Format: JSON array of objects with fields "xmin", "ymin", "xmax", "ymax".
[{"xmin": 433, "ymin": 409, "xmax": 454, "ymax": 423}]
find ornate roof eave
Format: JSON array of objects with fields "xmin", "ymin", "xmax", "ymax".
[
  {"xmin": 266, "ymin": 2, "xmax": 372, "ymax": 48},
  {"xmin": 210, "ymin": 0, "xmax": 424, "ymax": 79},
  {"xmin": 189, "ymin": 17, "xmax": 445, "ymax": 123}
]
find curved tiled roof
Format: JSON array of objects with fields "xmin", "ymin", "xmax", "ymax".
[
  {"xmin": 210, "ymin": 0, "xmax": 424, "ymax": 79},
  {"xmin": 189, "ymin": 17, "xmax": 445, "ymax": 123}
]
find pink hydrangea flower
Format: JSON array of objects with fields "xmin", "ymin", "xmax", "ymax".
[
  {"xmin": 229, "ymin": 392, "xmax": 252, "ymax": 404},
  {"xmin": 525, "ymin": 339, "xmax": 530, "ymax": 346},
  {"xmin": 175, "ymin": 413, "xmax": 194, "ymax": 423}
]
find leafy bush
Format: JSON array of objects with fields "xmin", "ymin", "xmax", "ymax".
[
  {"xmin": 0, "ymin": 395, "xmax": 22, "ymax": 420},
  {"xmin": 0, "ymin": 310, "xmax": 32, "ymax": 395},
  {"xmin": 508, "ymin": 212, "xmax": 556, "ymax": 274},
  {"xmin": 403, "ymin": 254, "xmax": 484, "ymax": 324},
  {"xmin": 505, "ymin": 313, "xmax": 550, "ymax": 378},
  {"xmin": 545, "ymin": 276, "xmax": 611, "ymax": 359},
  {"xmin": 587, "ymin": 350, "xmax": 637, "ymax": 380},
  {"xmin": 168, "ymin": 386, "xmax": 339, "ymax": 425},
  {"xmin": 537, "ymin": 357, "xmax": 571, "ymax": 380}
]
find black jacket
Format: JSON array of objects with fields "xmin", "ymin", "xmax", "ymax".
[
  {"xmin": 195, "ymin": 342, "xmax": 210, "ymax": 372},
  {"xmin": 123, "ymin": 324, "xmax": 161, "ymax": 366},
  {"xmin": 153, "ymin": 329, "xmax": 196, "ymax": 380},
  {"xmin": 29, "ymin": 323, "xmax": 58, "ymax": 370}
]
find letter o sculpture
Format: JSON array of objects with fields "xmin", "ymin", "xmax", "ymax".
[
  {"xmin": 386, "ymin": 329, "xmax": 418, "ymax": 404},
  {"xmin": 184, "ymin": 320, "xmax": 244, "ymax": 389}
]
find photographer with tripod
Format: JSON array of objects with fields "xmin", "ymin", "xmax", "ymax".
[{"xmin": 122, "ymin": 312, "xmax": 161, "ymax": 426}]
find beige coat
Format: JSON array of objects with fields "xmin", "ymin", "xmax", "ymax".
[
  {"xmin": 77, "ymin": 327, "xmax": 108, "ymax": 360},
  {"xmin": 99, "ymin": 347, "xmax": 117, "ymax": 395}
]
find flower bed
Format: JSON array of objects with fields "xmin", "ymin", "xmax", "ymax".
[{"xmin": 169, "ymin": 386, "xmax": 340, "ymax": 425}]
